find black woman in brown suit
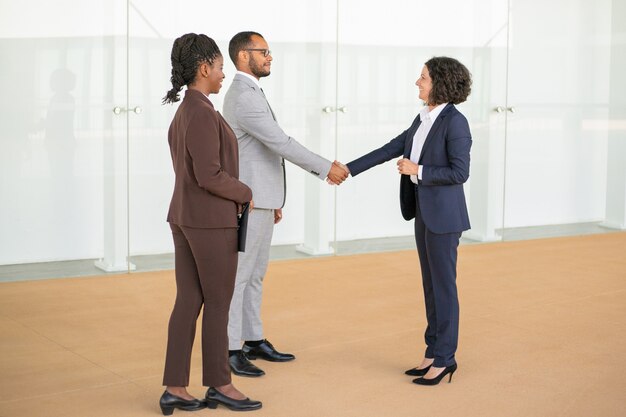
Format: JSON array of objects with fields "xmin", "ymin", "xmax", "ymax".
[{"xmin": 159, "ymin": 33, "xmax": 261, "ymax": 414}]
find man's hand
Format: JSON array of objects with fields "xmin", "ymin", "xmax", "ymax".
[
  {"xmin": 274, "ymin": 208, "xmax": 283, "ymax": 224},
  {"xmin": 326, "ymin": 161, "xmax": 350, "ymax": 185},
  {"xmin": 397, "ymin": 158, "xmax": 419, "ymax": 176}
]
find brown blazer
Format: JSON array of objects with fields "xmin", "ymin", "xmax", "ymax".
[{"xmin": 167, "ymin": 89, "xmax": 252, "ymax": 228}]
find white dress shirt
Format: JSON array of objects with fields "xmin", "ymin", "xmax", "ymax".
[
  {"xmin": 409, "ymin": 103, "xmax": 447, "ymax": 184},
  {"xmin": 237, "ymin": 70, "xmax": 260, "ymax": 87}
]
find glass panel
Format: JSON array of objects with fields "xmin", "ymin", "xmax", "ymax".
[
  {"xmin": 502, "ymin": 0, "xmax": 615, "ymax": 239},
  {"xmin": 127, "ymin": 1, "xmax": 177, "ymax": 271},
  {"xmin": 127, "ymin": 0, "xmax": 339, "ymax": 271},
  {"xmin": 0, "ymin": 0, "xmax": 129, "ymax": 280},
  {"xmin": 334, "ymin": 0, "xmax": 510, "ymax": 253},
  {"xmin": 604, "ymin": 1, "xmax": 626, "ymax": 231}
]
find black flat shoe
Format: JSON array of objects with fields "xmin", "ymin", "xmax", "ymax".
[
  {"xmin": 412, "ymin": 364, "xmax": 458, "ymax": 386},
  {"xmin": 159, "ymin": 391, "xmax": 206, "ymax": 415},
  {"xmin": 205, "ymin": 387, "xmax": 262, "ymax": 411},
  {"xmin": 404, "ymin": 364, "xmax": 432, "ymax": 376},
  {"xmin": 243, "ymin": 339, "xmax": 295, "ymax": 362},
  {"xmin": 229, "ymin": 351, "xmax": 265, "ymax": 377}
]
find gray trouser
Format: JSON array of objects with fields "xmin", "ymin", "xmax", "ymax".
[{"xmin": 228, "ymin": 208, "xmax": 275, "ymax": 350}]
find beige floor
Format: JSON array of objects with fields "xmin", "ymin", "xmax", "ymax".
[{"xmin": 1, "ymin": 233, "xmax": 626, "ymax": 417}]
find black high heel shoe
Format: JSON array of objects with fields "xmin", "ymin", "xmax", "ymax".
[
  {"xmin": 404, "ymin": 364, "xmax": 432, "ymax": 376},
  {"xmin": 412, "ymin": 363, "xmax": 457, "ymax": 386},
  {"xmin": 205, "ymin": 387, "xmax": 262, "ymax": 411},
  {"xmin": 159, "ymin": 390, "xmax": 206, "ymax": 415}
]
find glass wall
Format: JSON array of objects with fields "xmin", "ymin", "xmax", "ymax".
[
  {"xmin": 501, "ymin": 0, "xmax": 614, "ymax": 239},
  {"xmin": 0, "ymin": 0, "xmax": 130, "ymax": 276},
  {"xmin": 334, "ymin": 0, "xmax": 510, "ymax": 249},
  {"xmin": 1, "ymin": 0, "xmax": 624, "ymax": 280}
]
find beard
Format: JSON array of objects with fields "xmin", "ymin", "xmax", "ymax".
[{"xmin": 249, "ymin": 58, "xmax": 271, "ymax": 78}]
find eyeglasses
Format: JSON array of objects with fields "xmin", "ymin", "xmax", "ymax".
[{"xmin": 245, "ymin": 48, "xmax": 272, "ymax": 57}]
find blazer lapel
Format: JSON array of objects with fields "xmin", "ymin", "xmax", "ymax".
[
  {"xmin": 234, "ymin": 74, "xmax": 276, "ymax": 121},
  {"xmin": 418, "ymin": 104, "xmax": 453, "ymax": 161},
  {"xmin": 403, "ymin": 115, "xmax": 423, "ymax": 158},
  {"xmin": 259, "ymin": 88, "xmax": 277, "ymax": 121}
]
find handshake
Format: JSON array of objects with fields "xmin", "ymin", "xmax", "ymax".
[{"xmin": 326, "ymin": 160, "xmax": 350, "ymax": 185}]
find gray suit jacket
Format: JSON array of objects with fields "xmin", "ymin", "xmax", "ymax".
[{"xmin": 223, "ymin": 73, "xmax": 332, "ymax": 209}]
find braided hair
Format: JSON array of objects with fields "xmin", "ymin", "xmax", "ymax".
[{"xmin": 162, "ymin": 33, "xmax": 221, "ymax": 104}]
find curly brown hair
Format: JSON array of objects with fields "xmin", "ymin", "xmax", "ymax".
[{"xmin": 425, "ymin": 57, "xmax": 472, "ymax": 105}]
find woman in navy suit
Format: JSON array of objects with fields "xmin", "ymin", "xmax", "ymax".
[{"xmin": 345, "ymin": 56, "xmax": 472, "ymax": 385}]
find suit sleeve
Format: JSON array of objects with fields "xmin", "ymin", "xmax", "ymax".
[
  {"xmin": 235, "ymin": 91, "xmax": 332, "ymax": 179},
  {"xmin": 346, "ymin": 127, "xmax": 410, "ymax": 176},
  {"xmin": 186, "ymin": 109, "xmax": 252, "ymax": 204},
  {"xmin": 421, "ymin": 113, "xmax": 471, "ymax": 186}
]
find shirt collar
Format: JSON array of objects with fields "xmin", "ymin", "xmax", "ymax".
[
  {"xmin": 237, "ymin": 70, "xmax": 260, "ymax": 87},
  {"xmin": 420, "ymin": 102, "xmax": 448, "ymax": 122}
]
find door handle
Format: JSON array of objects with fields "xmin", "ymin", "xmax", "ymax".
[{"xmin": 113, "ymin": 106, "xmax": 143, "ymax": 115}]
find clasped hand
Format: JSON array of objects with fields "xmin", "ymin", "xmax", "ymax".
[
  {"xmin": 326, "ymin": 160, "xmax": 350, "ymax": 185},
  {"xmin": 325, "ymin": 158, "xmax": 418, "ymax": 185}
]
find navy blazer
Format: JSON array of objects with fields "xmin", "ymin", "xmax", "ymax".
[{"xmin": 347, "ymin": 103, "xmax": 471, "ymax": 234}]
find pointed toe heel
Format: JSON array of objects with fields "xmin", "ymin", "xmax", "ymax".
[
  {"xmin": 448, "ymin": 369, "xmax": 456, "ymax": 383},
  {"xmin": 206, "ymin": 400, "xmax": 218, "ymax": 409},
  {"xmin": 412, "ymin": 364, "xmax": 458, "ymax": 386},
  {"xmin": 404, "ymin": 364, "xmax": 432, "ymax": 376}
]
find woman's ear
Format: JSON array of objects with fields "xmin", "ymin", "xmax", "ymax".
[{"xmin": 199, "ymin": 62, "xmax": 210, "ymax": 78}]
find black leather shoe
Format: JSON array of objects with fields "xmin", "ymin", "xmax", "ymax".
[
  {"xmin": 229, "ymin": 351, "xmax": 265, "ymax": 377},
  {"xmin": 159, "ymin": 390, "xmax": 206, "ymax": 415},
  {"xmin": 243, "ymin": 339, "xmax": 295, "ymax": 362},
  {"xmin": 404, "ymin": 365, "xmax": 432, "ymax": 376},
  {"xmin": 205, "ymin": 387, "xmax": 262, "ymax": 411}
]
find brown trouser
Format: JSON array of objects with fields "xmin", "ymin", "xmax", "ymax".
[{"xmin": 163, "ymin": 223, "xmax": 238, "ymax": 387}]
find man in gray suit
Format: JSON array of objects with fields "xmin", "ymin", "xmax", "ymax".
[{"xmin": 223, "ymin": 31, "xmax": 348, "ymax": 377}]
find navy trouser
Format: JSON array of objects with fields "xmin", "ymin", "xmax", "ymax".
[{"xmin": 413, "ymin": 189, "xmax": 461, "ymax": 368}]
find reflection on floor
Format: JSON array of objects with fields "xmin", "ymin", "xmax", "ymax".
[{"xmin": 0, "ymin": 221, "xmax": 620, "ymax": 282}]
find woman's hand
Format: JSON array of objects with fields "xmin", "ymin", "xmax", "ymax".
[
  {"xmin": 397, "ymin": 158, "xmax": 419, "ymax": 175},
  {"xmin": 250, "ymin": 199, "xmax": 254, "ymax": 212}
]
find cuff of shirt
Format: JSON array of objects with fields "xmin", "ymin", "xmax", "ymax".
[{"xmin": 418, "ymin": 165, "xmax": 423, "ymax": 180}]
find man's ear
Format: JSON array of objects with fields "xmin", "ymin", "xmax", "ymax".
[{"xmin": 237, "ymin": 50, "xmax": 248, "ymax": 67}]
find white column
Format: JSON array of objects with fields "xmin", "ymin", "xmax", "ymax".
[
  {"xmin": 95, "ymin": 23, "xmax": 134, "ymax": 272},
  {"xmin": 297, "ymin": 84, "xmax": 337, "ymax": 255},
  {"xmin": 95, "ymin": 130, "xmax": 134, "ymax": 272},
  {"xmin": 296, "ymin": 173, "xmax": 335, "ymax": 256},
  {"xmin": 465, "ymin": 113, "xmax": 506, "ymax": 242},
  {"xmin": 296, "ymin": 16, "xmax": 337, "ymax": 255},
  {"xmin": 464, "ymin": 46, "xmax": 508, "ymax": 242},
  {"xmin": 602, "ymin": 0, "xmax": 626, "ymax": 230}
]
